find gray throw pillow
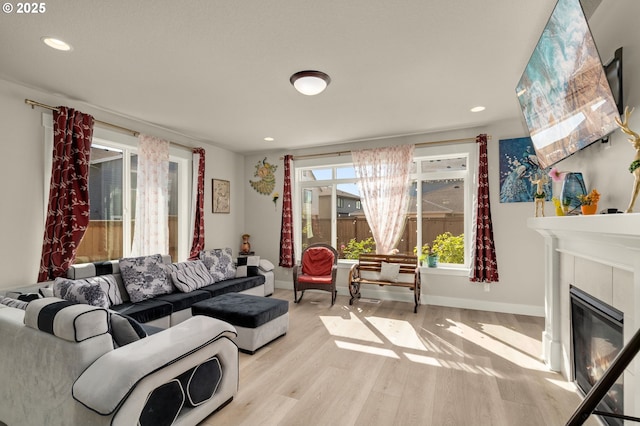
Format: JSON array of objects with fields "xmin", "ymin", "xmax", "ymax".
[
  {"xmin": 200, "ymin": 248, "xmax": 236, "ymax": 281},
  {"xmin": 0, "ymin": 296, "xmax": 28, "ymax": 310},
  {"xmin": 109, "ymin": 311, "xmax": 147, "ymax": 347}
]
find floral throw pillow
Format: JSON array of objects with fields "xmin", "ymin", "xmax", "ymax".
[
  {"xmin": 119, "ymin": 254, "xmax": 173, "ymax": 303},
  {"xmin": 199, "ymin": 248, "xmax": 236, "ymax": 282},
  {"xmin": 53, "ymin": 275, "xmax": 124, "ymax": 309}
]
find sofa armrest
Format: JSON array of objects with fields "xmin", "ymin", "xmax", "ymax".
[{"xmin": 72, "ymin": 315, "xmax": 236, "ymax": 415}]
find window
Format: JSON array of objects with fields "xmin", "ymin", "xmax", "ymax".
[
  {"xmin": 295, "ymin": 149, "xmax": 472, "ymax": 267},
  {"xmin": 42, "ymin": 114, "xmax": 191, "ymax": 264}
]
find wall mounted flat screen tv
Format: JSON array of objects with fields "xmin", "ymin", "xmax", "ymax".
[{"xmin": 515, "ymin": 0, "xmax": 620, "ymax": 169}]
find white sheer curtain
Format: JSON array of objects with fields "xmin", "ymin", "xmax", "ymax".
[
  {"xmin": 352, "ymin": 144, "xmax": 414, "ymax": 255},
  {"xmin": 131, "ymin": 134, "xmax": 170, "ymax": 256}
]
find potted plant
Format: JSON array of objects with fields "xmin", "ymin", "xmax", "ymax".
[
  {"xmin": 426, "ymin": 250, "xmax": 439, "ymax": 268},
  {"xmin": 577, "ymin": 189, "xmax": 600, "ymax": 215}
]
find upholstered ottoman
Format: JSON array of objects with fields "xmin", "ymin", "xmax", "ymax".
[{"xmin": 192, "ymin": 293, "xmax": 289, "ymax": 354}]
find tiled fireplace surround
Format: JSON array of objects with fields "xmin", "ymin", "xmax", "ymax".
[{"xmin": 529, "ymin": 214, "xmax": 640, "ymax": 420}]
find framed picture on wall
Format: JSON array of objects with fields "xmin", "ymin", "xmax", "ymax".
[{"xmin": 212, "ymin": 179, "xmax": 230, "ymax": 213}]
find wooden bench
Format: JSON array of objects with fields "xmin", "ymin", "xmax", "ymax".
[{"xmin": 348, "ymin": 254, "xmax": 421, "ymax": 313}]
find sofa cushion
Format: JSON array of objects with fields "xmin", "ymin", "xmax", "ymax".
[
  {"xmin": 199, "ymin": 275, "xmax": 265, "ymax": 298},
  {"xmin": 154, "ymin": 290, "xmax": 210, "ymax": 313},
  {"xmin": 235, "ymin": 256, "xmax": 260, "ymax": 278},
  {"xmin": 200, "ymin": 248, "xmax": 236, "ymax": 281},
  {"xmin": 53, "ymin": 275, "xmax": 123, "ymax": 308},
  {"xmin": 138, "ymin": 379, "xmax": 184, "ymax": 426},
  {"xmin": 111, "ymin": 299, "xmax": 173, "ymax": 324},
  {"xmin": 302, "ymin": 246, "xmax": 334, "ymax": 276},
  {"xmin": 24, "ymin": 298, "xmax": 109, "ymax": 342},
  {"xmin": 119, "ymin": 254, "xmax": 173, "ymax": 303},
  {"xmin": 166, "ymin": 260, "xmax": 213, "ymax": 292}
]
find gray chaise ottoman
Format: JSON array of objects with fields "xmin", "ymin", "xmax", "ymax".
[{"xmin": 192, "ymin": 293, "xmax": 289, "ymax": 354}]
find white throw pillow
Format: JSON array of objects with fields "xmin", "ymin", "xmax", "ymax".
[
  {"xmin": 379, "ymin": 262, "xmax": 400, "ymax": 282},
  {"xmin": 258, "ymin": 259, "xmax": 275, "ymax": 272}
]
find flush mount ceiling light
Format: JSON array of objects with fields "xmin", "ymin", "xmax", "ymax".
[
  {"xmin": 290, "ymin": 70, "xmax": 331, "ymax": 96},
  {"xmin": 41, "ymin": 37, "xmax": 72, "ymax": 51},
  {"xmin": 470, "ymin": 106, "xmax": 486, "ymax": 112}
]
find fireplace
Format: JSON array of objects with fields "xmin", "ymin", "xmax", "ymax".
[{"xmin": 570, "ymin": 286, "xmax": 624, "ymax": 426}]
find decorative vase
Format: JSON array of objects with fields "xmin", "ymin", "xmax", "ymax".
[
  {"xmin": 427, "ymin": 254, "xmax": 438, "ymax": 268},
  {"xmin": 240, "ymin": 234, "xmax": 251, "ymax": 254},
  {"xmin": 554, "ymin": 204, "xmax": 565, "ymax": 216},
  {"xmin": 581, "ymin": 204, "xmax": 598, "ymax": 215},
  {"xmin": 560, "ymin": 172, "xmax": 587, "ymax": 215}
]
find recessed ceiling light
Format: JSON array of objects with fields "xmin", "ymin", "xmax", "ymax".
[
  {"xmin": 264, "ymin": 137, "xmax": 274, "ymax": 142},
  {"xmin": 470, "ymin": 106, "xmax": 486, "ymax": 113},
  {"xmin": 41, "ymin": 37, "xmax": 72, "ymax": 51},
  {"xmin": 290, "ymin": 70, "xmax": 331, "ymax": 96}
]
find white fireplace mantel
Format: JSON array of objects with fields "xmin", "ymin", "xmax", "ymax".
[{"xmin": 528, "ymin": 213, "xmax": 640, "ymax": 418}]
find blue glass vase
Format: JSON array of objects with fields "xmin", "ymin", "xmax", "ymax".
[{"xmin": 560, "ymin": 172, "xmax": 586, "ymax": 214}]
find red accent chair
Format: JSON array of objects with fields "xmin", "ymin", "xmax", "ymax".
[{"xmin": 293, "ymin": 243, "xmax": 339, "ymax": 305}]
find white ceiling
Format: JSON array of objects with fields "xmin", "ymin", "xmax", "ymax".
[{"xmin": 0, "ymin": 0, "xmax": 567, "ymax": 153}]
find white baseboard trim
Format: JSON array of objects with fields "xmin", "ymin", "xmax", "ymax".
[
  {"xmin": 276, "ymin": 280, "xmax": 544, "ymax": 317},
  {"xmin": 424, "ymin": 295, "xmax": 544, "ymax": 317}
]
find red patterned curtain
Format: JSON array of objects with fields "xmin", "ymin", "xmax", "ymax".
[
  {"xmin": 470, "ymin": 134, "xmax": 499, "ymax": 283},
  {"xmin": 279, "ymin": 155, "xmax": 294, "ymax": 267},
  {"xmin": 38, "ymin": 107, "xmax": 94, "ymax": 282},
  {"xmin": 188, "ymin": 147, "xmax": 206, "ymax": 260}
]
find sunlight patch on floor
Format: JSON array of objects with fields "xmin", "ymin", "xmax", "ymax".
[
  {"xmin": 366, "ymin": 316, "xmax": 427, "ymax": 351},
  {"xmin": 335, "ymin": 340, "xmax": 400, "ymax": 358},
  {"xmin": 481, "ymin": 323, "xmax": 541, "ymax": 357},
  {"xmin": 446, "ymin": 319, "xmax": 547, "ymax": 371},
  {"xmin": 320, "ymin": 312, "xmax": 383, "ymax": 344},
  {"xmin": 546, "ymin": 377, "xmax": 579, "ymax": 391},
  {"xmin": 420, "ymin": 328, "xmax": 467, "ymax": 357},
  {"xmin": 404, "ymin": 353, "xmax": 505, "ymax": 377}
]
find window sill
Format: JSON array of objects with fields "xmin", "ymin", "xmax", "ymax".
[
  {"xmin": 337, "ymin": 259, "xmax": 357, "ymax": 269},
  {"xmin": 420, "ymin": 265, "xmax": 469, "ymax": 277},
  {"xmin": 338, "ymin": 259, "xmax": 469, "ymax": 277}
]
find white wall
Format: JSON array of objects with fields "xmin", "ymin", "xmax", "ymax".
[
  {"xmin": 0, "ymin": 79, "xmax": 246, "ymax": 291},
  {"xmin": 202, "ymin": 146, "xmax": 246, "ymax": 251}
]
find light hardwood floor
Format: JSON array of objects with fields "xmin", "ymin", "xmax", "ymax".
[{"xmin": 201, "ymin": 289, "xmax": 598, "ymax": 426}]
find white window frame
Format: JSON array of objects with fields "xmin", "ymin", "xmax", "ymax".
[
  {"xmin": 293, "ymin": 142, "xmax": 476, "ymax": 274},
  {"xmin": 42, "ymin": 112, "xmax": 192, "ymax": 261}
]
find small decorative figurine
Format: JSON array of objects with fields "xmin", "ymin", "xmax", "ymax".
[
  {"xmin": 615, "ymin": 107, "xmax": 640, "ymax": 213},
  {"xmin": 531, "ymin": 174, "xmax": 548, "ymax": 217},
  {"xmin": 240, "ymin": 234, "xmax": 251, "ymax": 254}
]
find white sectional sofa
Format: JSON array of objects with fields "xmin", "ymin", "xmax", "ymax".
[{"xmin": 0, "ymin": 297, "xmax": 239, "ymax": 426}]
